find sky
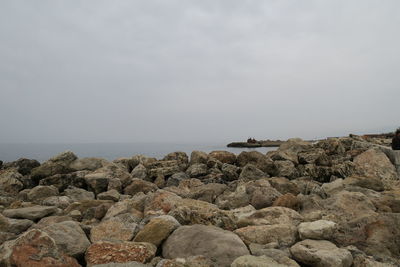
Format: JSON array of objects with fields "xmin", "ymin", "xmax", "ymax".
[{"xmin": 0, "ymin": 0, "xmax": 399, "ymax": 143}]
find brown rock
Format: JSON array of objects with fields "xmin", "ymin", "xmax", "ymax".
[
  {"xmin": 272, "ymin": 193, "xmax": 300, "ymax": 210},
  {"xmin": 124, "ymin": 179, "xmax": 158, "ymax": 196},
  {"xmin": 209, "ymin": 151, "xmax": 236, "ymax": 164},
  {"xmin": 0, "ymin": 229, "xmax": 80, "ymax": 267},
  {"xmin": 85, "ymin": 241, "xmax": 156, "ymax": 266},
  {"xmin": 133, "ymin": 215, "xmax": 180, "ymax": 246}
]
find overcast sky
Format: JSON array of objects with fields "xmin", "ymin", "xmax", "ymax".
[{"xmin": 0, "ymin": 0, "xmax": 399, "ymax": 143}]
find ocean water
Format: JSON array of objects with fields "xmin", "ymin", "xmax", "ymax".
[{"xmin": 0, "ymin": 143, "xmax": 277, "ymax": 163}]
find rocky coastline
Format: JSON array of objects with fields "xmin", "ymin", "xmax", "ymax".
[{"xmin": 0, "ymin": 136, "xmax": 400, "ymax": 266}]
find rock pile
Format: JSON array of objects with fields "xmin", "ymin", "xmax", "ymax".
[{"xmin": 0, "ymin": 136, "xmax": 399, "ymax": 266}]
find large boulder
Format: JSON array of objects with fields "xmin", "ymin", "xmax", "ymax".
[
  {"xmin": 90, "ymin": 215, "xmax": 139, "ymax": 242},
  {"xmin": 163, "ymin": 152, "xmax": 189, "ymax": 169},
  {"xmin": 2, "ymin": 206, "xmax": 58, "ymax": 221},
  {"xmin": 290, "ymin": 239, "xmax": 353, "ymax": 267},
  {"xmin": 190, "ymin": 151, "xmax": 208, "ymax": 165},
  {"xmin": 124, "ymin": 178, "xmax": 158, "ymax": 196},
  {"xmin": 239, "ymin": 164, "xmax": 268, "ymax": 181},
  {"xmin": 278, "ymin": 138, "xmax": 312, "ymax": 153},
  {"xmin": 85, "ymin": 241, "xmax": 156, "ymax": 266},
  {"xmin": 147, "ymin": 160, "xmax": 181, "ymax": 179},
  {"xmin": 70, "ymin": 157, "xmax": 108, "ymax": 171},
  {"xmin": 162, "ymin": 224, "xmax": 249, "ymax": 267},
  {"xmin": 353, "ymin": 148, "xmax": 398, "ymax": 189},
  {"xmin": 298, "ymin": 220, "xmax": 337, "ymax": 240},
  {"xmin": 26, "ymin": 185, "xmax": 59, "ymax": 203},
  {"xmin": 42, "ymin": 221, "xmax": 90, "ymax": 257},
  {"xmin": 2, "ymin": 158, "xmax": 40, "ymax": 175},
  {"xmin": 0, "ymin": 229, "xmax": 80, "ymax": 267},
  {"xmin": 39, "ymin": 171, "xmax": 88, "ymax": 191},
  {"xmin": 236, "ymin": 206, "xmax": 303, "ymax": 228},
  {"xmin": 234, "ymin": 224, "xmax": 297, "ymax": 246},
  {"xmin": 31, "ymin": 151, "xmax": 78, "ymax": 181},
  {"xmin": 0, "ymin": 169, "xmax": 24, "ymax": 196},
  {"xmin": 186, "ymin": 163, "xmax": 208, "ymax": 178},
  {"xmin": 131, "ymin": 164, "xmax": 148, "ymax": 180},
  {"xmin": 63, "ymin": 186, "xmax": 95, "ymax": 202}
]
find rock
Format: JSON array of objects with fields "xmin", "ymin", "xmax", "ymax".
[
  {"xmin": 353, "ymin": 148, "xmax": 398, "ymax": 189},
  {"xmin": 237, "ymin": 151, "xmax": 266, "ymax": 167},
  {"xmin": 90, "ymin": 215, "xmax": 138, "ymax": 242},
  {"xmin": 98, "ymin": 190, "xmax": 120, "ymax": 202},
  {"xmin": 186, "ymin": 163, "xmax": 208, "ymax": 178},
  {"xmin": 272, "ymin": 193, "xmax": 300, "ymax": 210},
  {"xmin": 162, "ymin": 224, "xmax": 249, "ymax": 267},
  {"xmin": 85, "ymin": 164, "xmax": 133, "ymax": 194},
  {"xmin": 26, "ymin": 185, "xmax": 59, "ymax": 202},
  {"xmin": 64, "ymin": 200, "xmax": 114, "ymax": 221},
  {"xmin": 131, "ymin": 164, "xmax": 148, "ymax": 180},
  {"xmin": 103, "ymin": 198, "xmax": 144, "ymax": 221},
  {"xmin": 147, "ymin": 160, "xmax": 181, "ymax": 179},
  {"xmin": 42, "ymin": 221, "xmax": 90, "ymax": 257},
  {"xmin": 190, "ymin": 151, "xmax": 208, "ymax": 165},
  {"xmin": 133, "ymin": 215, "xmax": 180, "ymax": 246},
  {"xmin": 234, "ymin": 224, "xmax": 297, "ymax": 246},
  {"xmin": 39, "ymin": 171, "xmax": 88, "ymax": 192},
  {"xmin": 298, "ymin": 148, "xmax": 326, "ymax": 164},
  {"xmin": 271, "ymin": 150, "xmax": 299, "ymax": 165},
  {"xmin": 268, "ymin": 177, "xmax": 300, "ymax": 195},
  {"xmin": 343, "ymin": 176, "xmax": 385, "ymax": 192},
  {"xmin": 0, "ymin": 229, "xmax": 80, "ymax": 267},
  {"xmin": 272, "ymin": 160, "xmax": 297, "ymax": 178},
  {"xmin": 239, "ymin": 164, "xmax": 268, "ymax": 181},
  {"xmin": 290, "ymin": 239, "xmax": 353, "ymax": 267},
  {"xmin": 33, "ymin": 215, "xmax": 74, "ymax": 229},
  {"xmin": 278, "ymin": 138, "xmax": 312, "ymax": 153},
  {"xmin": 70, "ymin": 157, "xmax": 108, "ymax": 171},
  {"xmin": 41, "ymin": 196, "xmax": 71, "ymax": 211},
  {"xmin": 236, "ymin": 206, "xmax": 303, "ymax": 227},
  {"xmin": 0, "ymin": 169, "xmax": 24, "ymax": 196},
  {"xmin": 2, "ymin": 158, "xmax": 40, "ymax": 175},
  {"xmin": 31, "ymin": 151, "xmax": 78, "ymax": 181},
  {"xmin": 3, "ymin": 205, "xmax": 57, "ymax": 221},
  {"xmin": 321, "ymin": 178, "xmax": 344, "ymax": 196},
  {"xmin": 221, "ymin": 163, "xmax": 239, "ymax": 181},
  {"xmin": 248, "ymin": 245, "xmax": 300, "ymax": 266},
  {"xmin": 64, "ymin": 186, "xmax": 95, "ymax": 202},
  {"xmin": 6, "ymin": 218, "xmax": 34, "ymax": 234},
  {"xmin": 92, "ymin": 263, "xmax": 150, "ymax": 267},
  {"xmin": 166, "ymin": 172, "xmax": 189, "ymax": 187},
  {"xmin": 163, "ymin": 152, "xmax": 189, "ymax": 169},
  {"xmin": 231, "ymin": 255, "xmax": 287, "ymax": 267},
  {"xmin": 298, "ymin": 220, "xmax": 337, "ymax": 240},
  {"xmin": 124, "ymin": 179, "xmax": 158, "ymax": 196},
  {"xmin": 153, "ymin": 175, "xmax": 165, "ymax": 188},
  {"xmin": 209, "ymin": 151, "xmax": 236, "ymax": 164},
  {"xmin": 85, "ymin": 241, "xmax": 156, "ymax": 266},
  {"xmin": 187, "ymin": 183, "xmax": 227, "ymax": 203},
  {"xmin": 156, "ymin": 255, "xmax": 213, "ymax": 267}
]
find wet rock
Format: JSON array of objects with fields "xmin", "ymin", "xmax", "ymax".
[
  {"xmin": 133, "ymin": 215, "xmax": 180, "ymax": 246},
  {"xmin": 290, "ymin": 239, "xmax": 353, "ymax": 267},
  {"xmin": 0, "ymin": 229, "xmax": 80, "ymax": 267},
  {"xmin": 189, "ymin": 151, "xmax": 208, "ymax": 165},
  {"xmin": 298, "ymin": 220, "xmax": 337, "ymax": 240},
  {"xmin": 209, "ymin": 151, "xmax": 236, "ymax": 164},
  {"xmin": 85, "ymin": 241, "xmax": 156, "ymax": 266},
  {"xmin": 42, "ymin": 221, "xmax": 90, "ymax": 257},
  {"xmin": 3, "ymin": 205, "xmax": 57, "ymax": 221},
  {"xmin": 234, "ymin": 224, "xmax": 297, "ymax": 246},
  {"xmin": 162, "ymin": 224, "xmax": 249, "ymax": 267}
]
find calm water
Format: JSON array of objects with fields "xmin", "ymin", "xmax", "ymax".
[{"xmin": 0, "ymin": 143, "xmax": 277, "ymax": 163}]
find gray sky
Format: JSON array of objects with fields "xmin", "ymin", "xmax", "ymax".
[{"xmin": 0, "ymin": 0, "xmax": 399, "ymax": 143}]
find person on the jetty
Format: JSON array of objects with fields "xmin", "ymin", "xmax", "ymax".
[{"xmin": 392, "ymin": 128, "xmax": 400, "ymax": 150}]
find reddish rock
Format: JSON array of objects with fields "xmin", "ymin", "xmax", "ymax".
[
  {"xmin": 0, "ymin": 229, "xmax": 80, "ymax": 267},
  {"xmin": 85, "ymin": 241, "xmax": 156, "ymax": 266}
]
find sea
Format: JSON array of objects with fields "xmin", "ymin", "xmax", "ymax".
[{"xmin": 0, "ymin": 143, "xmax": 277, "ymax": 163}]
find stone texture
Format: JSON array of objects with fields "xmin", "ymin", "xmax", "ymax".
[
  {"xmin": 42, "ymin": 221, "xmax": 91, "ymax": 257},
  {"xmin": 298, "ymin": 220, "xmax": 337, "ymax": 240},
  {"xmin": 133, "ymin": 215, "xmax": 180, "ymax": 246},
  {"xmin": 0, "ymin": 229, "xmax": 80, "ymax": 267},
  {"xmin": 31, "ymin": 151, "xmax": 78, "ymax": 181},
  {"xmin": 186, "ymin": 163, "xmax": 208, "ymax": 178},
  {"xmin": 0, "ymin": 169, "xmax": 24, "ymax": 196},
  {"xmin": 190, "ymin": 151, "xmax": 208, "ymax": 165},
  {"xmin": 85, "ymin": 241, "xmax": 156, "ymax": 266},
  {"xmin": 234, "ymin": 224, "xmax": 298, "ymax": 246},
  {"xmin": 231, "ymin": 255, "xmax": 287, "ymax": 267},
  {"xmin": 2, "ymin": 205, "xmax": 57, "ymax": 221},
  {"xmin": 64, "ymin": 186, "xmax": 95, "ymax": 202},
  {"xmin": 162, "ymin": 224, "xmax": 249, "ymax": 267},
  {"xmin": 290, "ymin": 239, "xmax": 353, "ymax": 267},
  {"xmin": 124, "ymin": 179, "xmax": 158, "ymax": 196},
  {"xmin": 90, "ymin": 215, "xmax": 138, "ymax": 242},
  {"xmin": 209, "ymin": 151, "xmax": 236, "ymax": 164}
]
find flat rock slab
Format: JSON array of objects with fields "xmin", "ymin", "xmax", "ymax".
[
  {"xmin": 290, "ymin": 239, "xmax": 353, "ymax": 267},
  {"xmin": 2, "ymin": 206, "xmax": 57, "ymax": 221},
  {"xmin": 162, "ymin": 224, "xmax": 249, "ymax": 267},
  {"xmin": 298, "ymin": 220, "xmax": 337, "ymax": 240}
]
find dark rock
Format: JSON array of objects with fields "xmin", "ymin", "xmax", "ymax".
[{"xmin": 2, "ymin": 158, "xmax": 40, "ymax": 175}]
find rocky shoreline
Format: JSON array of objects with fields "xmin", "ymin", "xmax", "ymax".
[{"xmin": 0, "ymin": 136, "xmax": 400, "ymax": 266}]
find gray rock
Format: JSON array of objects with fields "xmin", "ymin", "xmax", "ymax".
[
  {"xmin": 189, "ymin": 151, "xmax": 208, "ymax": 165},
  {"xmin": 231, "ymin": 255, "xmax": 287, "ymax": 267},
  {"xmin": 221, "ymin": 163, "xmax": 239, "ymax": 181},
  {"xmin": 31, "ymin": 151, "xmax": 78, "ymax": 181},
  {"xmin": 131, "ymin": 164, "xmax": 148, "ymax": 180},
  {"xmin": 42, "ymin": 221, "xmax": 91, "ymax": 257},
  {"xmin": 239, "ymin": 164, "xmax": 267, "ymax": 181},
  {"xmin": 41, "ymin": 196, "xmax": 72, "ymax": 209},
  {"xmin": 98, "ymin": 190, "xmax": 120, "ymax": 201},
  {"xmin": 26, "ymin": 185, "xmax": 59, "ymax": 202},
  {"xmin": 186, "ymin": 163, "xmax": 208, "ymax": 178},
  {"xmin": 3, "ymin": 205, "xmax": 57, "ymax": 221},
  {"xmin": 64, "ymin": 186, "xmax": 95, "ymax": 202},
  {"xmin": 273, "ymin": 160, "xmax": 297, "ymax": 178},
  {"xmin": 234, "ymin": 224, "xmax": 298, "ymax": 247},
  {"xmin": 166, "ymin": 172, "xmax": 189, "ymax": 187},
  {"xmin": 39, "ymin": 171, "xmax": 88, "ymax": 191},
  {"xmin": 0, "ymin": 169, "xmax": 24, "ymax": 196},
  {"xmin": 162, "ymin": 224, "xmax": 249, "ymax": 267},
  {"xmin": 290, "ymin": 239, "xmax": 353, "ymax": 267},
  {"xmin": 298, "ymin": 220, "xmax": 337, "ymax": 240},
  {"xmin": 7, "ymin": 218, "xmax": 34, "ymax": 234}
]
